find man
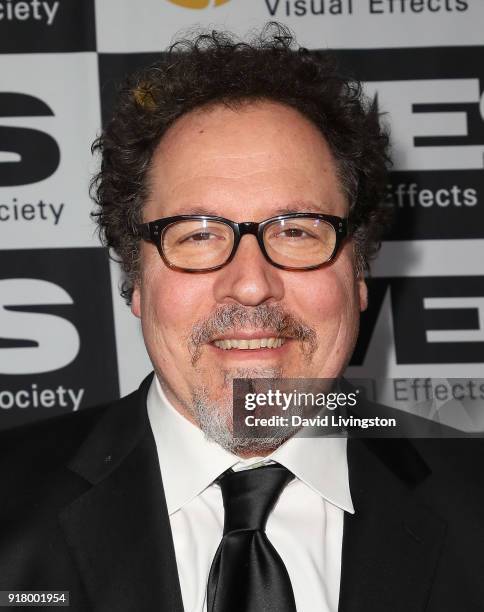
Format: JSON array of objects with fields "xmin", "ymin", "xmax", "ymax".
[{"xmin": 1, "ymin": 24, "xmax": 483, "ymax": 612}]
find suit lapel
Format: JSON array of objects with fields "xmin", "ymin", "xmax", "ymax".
[
  {"xmin": 58, "ymin": 375, "xmax": 446, "ymax": 612},
  {"xmin": 338, "ymin": 437, "xmax": 446, "ymax": 612},
  {"xmin": 59, "ymin": 375, "xmax": 184, "ymax": 612}
]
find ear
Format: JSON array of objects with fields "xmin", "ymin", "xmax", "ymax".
[
  {"xmin": 358, "ymin": 277, "xmax": 368, "ymax": 313},
  {"xmin": 131, "ymin": 283, "xmax": 141, "ymax": 318}
]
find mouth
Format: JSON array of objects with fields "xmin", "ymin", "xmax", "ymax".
[{"xmin": 212, "ymin": 337, "xmax": 286, "ymax": 350}]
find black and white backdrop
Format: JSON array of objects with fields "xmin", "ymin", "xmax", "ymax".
[{"xmin": 1, "ymin": 0, "xmax": 483, "ymax": 429}]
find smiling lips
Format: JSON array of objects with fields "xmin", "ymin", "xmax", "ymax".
[{"xmin": 212, "ymin": 337, "xmax": 286, "ymax": 350}]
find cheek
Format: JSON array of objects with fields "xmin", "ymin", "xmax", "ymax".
[
  {"xmin": 288, "ymin": 266, "xmax": 358, "ymax": 327},
  {"xmin": 140, "ymin": 265, "xmax": 214, "ymax": 350}
]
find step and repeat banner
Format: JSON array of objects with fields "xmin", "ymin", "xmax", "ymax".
[{"xmin": 1, "ymin": 0, "xmax": 483, "ymax": 429}]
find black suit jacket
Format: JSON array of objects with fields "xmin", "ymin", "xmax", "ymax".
[{"xmin": 1, "ymin": 373, "xmax": 483, "ymax": 611}]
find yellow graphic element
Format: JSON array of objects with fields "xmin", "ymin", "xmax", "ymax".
[
  {"xmin": 132, "ymin": 83, "xmax": 157, "ymax": 111},
  {"xmin": 167, "ymin": 0, "xmax": 230, "ymax": 8}
]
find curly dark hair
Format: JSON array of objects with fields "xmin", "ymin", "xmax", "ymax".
[{"xmin": 91, "ymin": 22, "xmax": 391, "ymax": 304}]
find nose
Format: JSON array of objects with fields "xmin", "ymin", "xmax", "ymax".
[{"xmin": 212, "ymin": 234, "xmax": 284, "ymax": 306}]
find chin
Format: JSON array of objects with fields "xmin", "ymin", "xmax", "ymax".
[{"xmin": 189, "ymin": 382, "xmax": 295, "ymax": 456}]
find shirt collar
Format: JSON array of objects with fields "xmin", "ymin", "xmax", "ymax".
[{"xmin": 147, "ymin": 374, "xmax": 354, "ymax": 516}]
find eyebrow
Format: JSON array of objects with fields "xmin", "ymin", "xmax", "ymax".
[
  {"xmin": 169, "ymin": 206, "xmax": 223, "ymax": 217},
  {"xmin": 272, "ymin": 202, "xmax": 330, "ymax": 215},
  {"xmin": 169, "ymin": 202, "xmax": 330, "ymax": 218}
]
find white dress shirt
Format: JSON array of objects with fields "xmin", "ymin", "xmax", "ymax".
[{"xmin": 147, "ymin": 375, "xmax": 354, "ymax": 612}]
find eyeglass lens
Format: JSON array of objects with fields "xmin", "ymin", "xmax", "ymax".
[{"xmin": 161, "ymin": 217, "xmax": 337, "ymax": 270}]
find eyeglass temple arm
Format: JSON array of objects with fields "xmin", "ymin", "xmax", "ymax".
[
  {"xmin": 136, "ymin": 222, "xmax": 155, "ymax": 242},
  {"xmin": 338, "ymin": 218, "xmax": 348, "ymax": 236}
]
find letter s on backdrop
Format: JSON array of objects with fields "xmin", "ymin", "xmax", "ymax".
[{"xmin": 0, "ymin": 279, "xmax": 80, "ymax": 374}]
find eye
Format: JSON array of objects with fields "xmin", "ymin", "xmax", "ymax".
[
  {"xmin": 270, "ymin": 226, "xmax": 318, "ymax": 240},
  {"xmin": 184, "ymin": 232, "xmax": 216, "ymax": 242},
  {"xmin": 278, "ymin": 228, "xmax": 310, "ymax": 239},
  {"xmin": 177, "ymin": 230, "xmax": 226, "ymax": 245}
]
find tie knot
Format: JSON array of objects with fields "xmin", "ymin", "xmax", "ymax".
[{"xmin": 218, "ymin": 464, "xmax": 293, "ymax": 534}]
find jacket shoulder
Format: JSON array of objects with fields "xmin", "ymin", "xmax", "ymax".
[
  {"xmin": 0, "ymin": 387, "xmax": 143, "ymax": 511},
  {"xmin": 1, "ymin": 402, "xmax": 109, "ymax": 465}
]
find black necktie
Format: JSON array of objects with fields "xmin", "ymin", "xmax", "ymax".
[{"xmin": 207, "ymin": 463, "xmax": 297, "ymax": 612}]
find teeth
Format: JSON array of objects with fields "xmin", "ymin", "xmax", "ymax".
[{"xmin": 213, "ymin": 337, "xmax": 285, "ymax": 350}]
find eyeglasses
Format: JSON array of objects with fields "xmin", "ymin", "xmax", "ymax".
[{"xmin": 136, "ymin": 213, "xmax": 348, "ymax": 272}]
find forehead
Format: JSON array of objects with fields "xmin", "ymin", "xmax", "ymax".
[{"xmin": 144, "ymin": 100, "xmax": 347, "ymax": 219}]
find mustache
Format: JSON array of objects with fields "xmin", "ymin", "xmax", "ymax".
[{"xmin": 189, "ymin": 304, "xmax": 317, "ymax": 364}]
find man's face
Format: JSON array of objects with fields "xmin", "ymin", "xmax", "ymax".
[{"xmin": 132, "ymin": 101, "xmax": 367, "ymax": 444}]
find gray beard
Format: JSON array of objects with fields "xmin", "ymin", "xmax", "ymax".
[
  {"xmin": 184, "ymin": 303, "xmax": 317, "ymax": 454},
  {"xmin": 189, "ymin": 366, "xmax": 295, "ymax": 455}
]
